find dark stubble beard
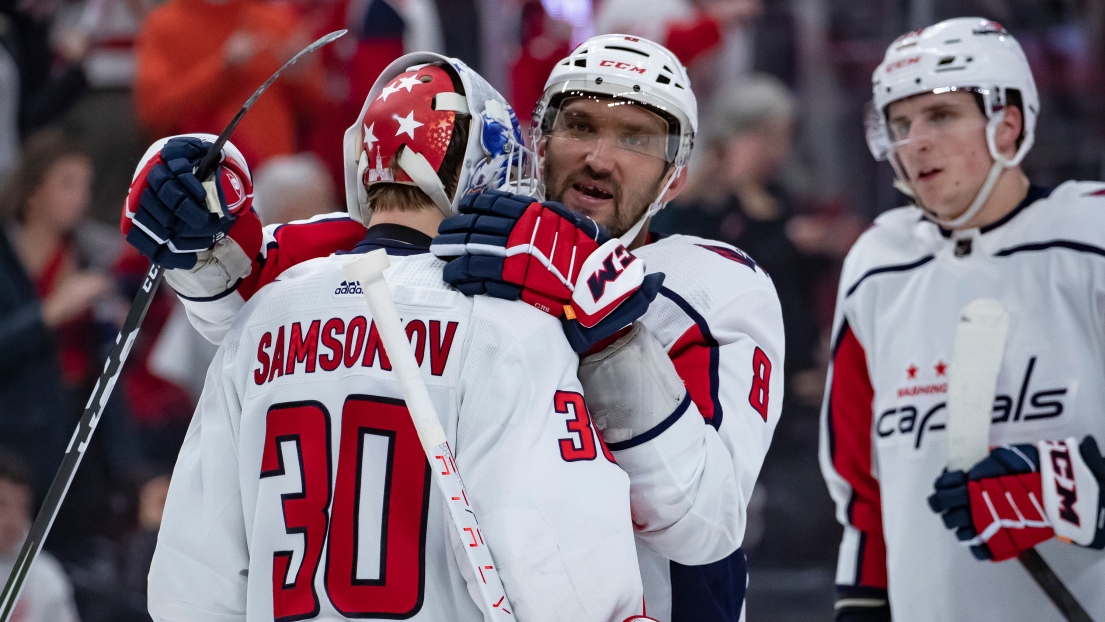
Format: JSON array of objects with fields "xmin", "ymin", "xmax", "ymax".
[{"xmin": 541, "ymin": 152, "xmax": 665, "ymax": 239}]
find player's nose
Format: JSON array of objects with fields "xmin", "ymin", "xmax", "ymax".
[{"xmin": 582, "ymin": 137, "xmax": 618, "ymax": 174}]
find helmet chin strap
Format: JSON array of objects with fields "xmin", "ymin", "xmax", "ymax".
[{"xmin": 618, "ymin": 164, "xmax": 683, "ymax": 247}]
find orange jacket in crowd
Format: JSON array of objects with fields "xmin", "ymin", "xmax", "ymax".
[{"xmin": 135, "ymin": 0, "xmax": 326, "ymax": 165}]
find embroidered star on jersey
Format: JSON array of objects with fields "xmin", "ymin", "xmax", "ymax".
[{"xmin": 395, "ymin": 111, "xmax": 424, "ymax": 139}]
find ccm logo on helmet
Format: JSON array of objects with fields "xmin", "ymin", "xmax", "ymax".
[
  {"xmin": 599, "ymin": 60, "xmax": 646, "ymax": 74},
  {"xmin": 885, "ymin": 56, "xmax": 921, "ymax": 72}
]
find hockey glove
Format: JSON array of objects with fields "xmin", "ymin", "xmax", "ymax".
[
  {"xmin": 431, "ymin": 190, "xmax": 665, "ymax": 353},
  {"xmin": 121, "ymin": 134, "xmax": 255, "ymax": 269},
  {"xmin": 928, "ymin": 436, "xmax": 1105, "ymax": 562}
]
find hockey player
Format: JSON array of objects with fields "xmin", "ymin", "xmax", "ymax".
[
  {"xmin": 124, "ymin": 36, "xmax": 784, "ymax": 622},
  {"xmin": 820, "ymin": 17, "xmax": 1105, "ymax": 622},
  {"xmin": 143, "ymin": 54, "xmax": 657, "ymax": 621}
]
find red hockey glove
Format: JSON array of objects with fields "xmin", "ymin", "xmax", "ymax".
[
  {"xmin": 121, "ymin": 134, "xmax": 256, "ymax": 269},
  {"xmin": 432, "ymin": 190, "xmax": 664, "ymax": 353},
  {"xmin": 928, "ymin": 436, "xmax": 1105, "ymax": 561}
]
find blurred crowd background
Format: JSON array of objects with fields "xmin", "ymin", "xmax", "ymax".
[{"xmin": 0, "ymin": 0, "xmax": 1101, "ymax": 619}]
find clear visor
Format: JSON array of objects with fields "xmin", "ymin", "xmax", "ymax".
[{"xmin": 542, "ymin": 93, "xmax": 679, "ymax": 165}]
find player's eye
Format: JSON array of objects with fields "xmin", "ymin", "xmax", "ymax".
[
  {"xmin": 889, "ymin": 119, "xmax": 911, "ymax": 141},
  {"xmin": 928, "ymin": 109, "xmax": 954, "ymax": 126}
]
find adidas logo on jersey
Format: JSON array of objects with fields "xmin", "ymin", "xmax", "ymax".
[{"xmin": 334, "ymin": 281, "xmax": 364, "ymax": 296}]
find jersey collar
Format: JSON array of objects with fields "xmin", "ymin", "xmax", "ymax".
[
  {"xmin": 346, "ymin": 223, "xmax": 433, "ymax": 256},
  {"xmin": 937, "ymin": 185, "xmax": 1053, "ymax": 238}
]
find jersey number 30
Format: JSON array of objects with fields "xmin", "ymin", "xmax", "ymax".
[{"xmin": 261, "ymin": 396, "xmax": 430, "ymax": 621}]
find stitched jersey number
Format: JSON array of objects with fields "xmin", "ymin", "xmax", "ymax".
[
  {"xmin": 748, "ymin": 347, "xmax": 772, "ymax": 421},
  {"xmin": 556, "ymin": 391, "xmax": 615, "ymax": 463},
  {"xmin": 262, "ymin": 396, "xmax": 431, "ymax": 621}
]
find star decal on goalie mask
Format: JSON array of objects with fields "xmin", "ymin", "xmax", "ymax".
[
  {"xmin": 394, "ymin": 111, "xmax": 424, "ymax": 139},
  {"xmin": 363, "ymin": 122, "xmax": 377, "ymax": 151},
  {"xmin": 396, "ymin": 74, "xmax": 423, "ymax": 92},
  {"xmin": 377, "ymin": 83, "xmax": 401, "ymax": 102}
]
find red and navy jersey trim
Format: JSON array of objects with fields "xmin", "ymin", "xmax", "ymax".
[
  {"xmin": 606, "ymin": 394, "xmax": 692, "ymax": 452},
  {"xmin": 659, "ymin": 286, "xmax": 723, "ymax": 430},
  {"xmin": 696, "ymin": 244, "xmax": 759, "ymax": 273},
  {"xmin": 844, "ymin": 255, "xmax": 934, "ymax": 298},
  {"xmin": 826, "ymin": 320, "xmax": 888, "ymax": 590},
  {"xmin": 995, "ymin": 239, "xmax": 1105, "ymax": 260}
]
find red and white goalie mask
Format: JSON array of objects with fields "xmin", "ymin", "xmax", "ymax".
[{"xmin": 343, "ymin": 53, "xmax": 539, "ymax": 224}]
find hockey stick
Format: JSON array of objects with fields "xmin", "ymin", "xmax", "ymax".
[
  {"xmin": 343, "ymin": 250, "xmax": 516, "ymax": 620},
  {"xmin": 0, "ymin": 29, "xmax": 346, "ymax": 622},
  {"xmin": 946, "ymin": 299, "xmax": 1092, "ymax": 622}
]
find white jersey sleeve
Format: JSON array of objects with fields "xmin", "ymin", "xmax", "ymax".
[
  {"xmin": 164, "ymin": 213, "xmax": 365, "ymax": 343},
  {"xmin": 624, "ymin": 236, "xmax": 785, "ymax": 565},
  {"xmin": 147, "ymin": 340, "xmax": 249, "ymax": 621},
  {"xmin": 149, "ymin": 252, "xmax": 645, "ymax": 622}
]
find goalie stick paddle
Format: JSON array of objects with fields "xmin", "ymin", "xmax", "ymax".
[
  {"xmin": 343, "ymin": 250, "xmax": 516, "ymax": 620},
  {"xmin": 0, "ymin": 30, "xmax": 347, "ymax": 622},
  {"xmin": 945, "ymin": 299, "xmax": 1092, "ymax": 622}
]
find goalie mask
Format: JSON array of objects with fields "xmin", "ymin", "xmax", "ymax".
[
  {"xmin": 533, "ymin": 34, "xmax": 697, "ymax": 244},
  {"xmin": 866, "ymin": 17, "xmax": 1039, "ymax": 228},
  {"xmin": 343, "ymin": 53, "xmax": 538, "ymax": 224}
]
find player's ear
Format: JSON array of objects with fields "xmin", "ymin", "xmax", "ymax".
[
  {"xmin": 536, "ymin": 136, "xmax": 548, "ymax": 160},
  {"xmin": 995, "ymin": 104, "xmax": 1023, "ymax": 160},
  {"xmin": 660, "ymin": 166, "xmax": 689, "ymax": 203}
]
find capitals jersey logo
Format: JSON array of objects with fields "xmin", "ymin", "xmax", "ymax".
[{"xmin": 878, "ymin": 356, "xmax": 1068, "ymax": 449}]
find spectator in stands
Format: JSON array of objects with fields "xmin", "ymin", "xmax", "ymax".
[
  {"xmin": 134, "ymin": 0, "xmax": 326, "ymax": 166},
  {"xmin": 509, "ymin": 0, "xmax": 571, "ymax": 131},
  {"xmin": 54, "ymin": 0, "xmax": 156, "ymax": 225},
  {"xmin": 0, "ymin": 450, "xmax": 81, "ymax": 622},
  {"xmin": 0, "ymin": 129, "xmax": 106, "ymax": 499},
  {"xmin": 0, "ymin": 0, "xmax": 90, "ymax": 137},
  {"xmin": 0, "ymin": 129, "xmax": 132, "ymax": 566},
  {"xmin": 595, "ymin": 0, "xmax": 763, "ymax": 109}
]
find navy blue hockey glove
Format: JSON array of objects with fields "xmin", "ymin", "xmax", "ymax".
[
  {"xmin": 430, "ymin": 190, "xmax": 664, "ymax": 353},
  {"xmin": 928, "ymin": 437, "xmax": 1105, "ymax": 562},
  {"xmin": 121, "ymin": 134, "xmax": 255, "ymax": 269}
]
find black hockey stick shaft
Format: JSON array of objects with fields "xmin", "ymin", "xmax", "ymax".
[
  {"xmin": 0, "ymin": 29, "xmax": 346, "ymax": 622},
  {"xmin": 0, "ymin": 263, "xmax": 163, "ymax": 622},
  {"xmin": 1018, "ymin": 549, "xmax": 1094, "ymax": 621}
]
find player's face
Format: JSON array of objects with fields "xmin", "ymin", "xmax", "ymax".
[
  {"xmin": 0, "ymin": 479, "xmax": 31, "ymax": 555},
  {"xmin": 539, "ymin": 97, "xmax": 673, "ymax": 237},
  {"xmin": 885, "ymin": 91, "xmax": 995, "ymax": 219}
]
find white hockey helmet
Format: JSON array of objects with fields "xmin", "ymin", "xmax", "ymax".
[
  {"xmin": 533, "ymin": 34, "xmax": 697, "ymax": 243},
  {"xmin": 867, "ymin": 18, "xmax": 1039, "ymax": 227},
  {"xmin": 343, "ymin": 52, "xmax": 537, "ymax": 224}
]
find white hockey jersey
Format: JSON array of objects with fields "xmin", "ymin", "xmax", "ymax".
[
  {"xmin": 161, "ymin": 219, "xmax": 785, "ymax": 622},
  {"xmin": 820, "ymin": 182, "xmax": 1105, "ymax": 621},
  {"xmin": 147, "ymin": 238, "xmax": 647, "ymax": 621}
]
